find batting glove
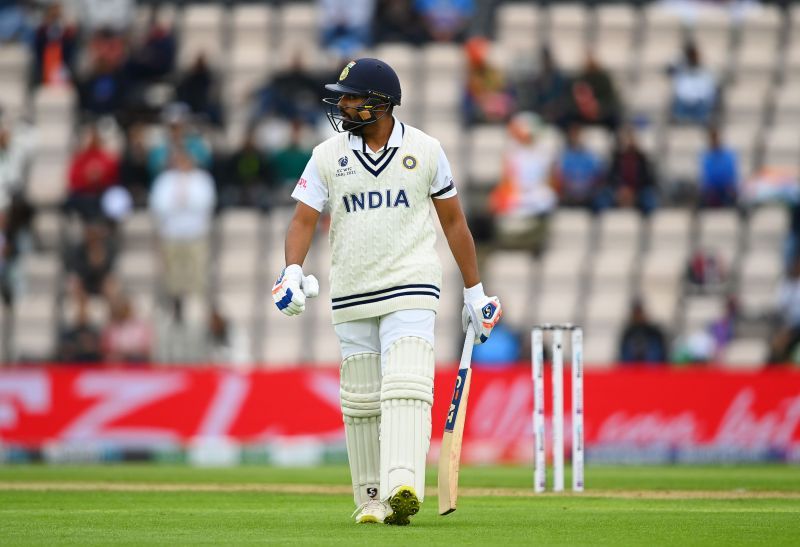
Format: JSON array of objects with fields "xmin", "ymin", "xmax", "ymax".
[
  {"xmin": 462, "ymin": 283, "xmax": 502, "ymax": 345},
  {"xmin": 272, "ymin": 264, "xmax": 319, "ymax": 316}
]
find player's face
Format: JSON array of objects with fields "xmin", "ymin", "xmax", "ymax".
[{"xmin": 337, "ymin": 94, "xmax": 370, "ymax": 133}]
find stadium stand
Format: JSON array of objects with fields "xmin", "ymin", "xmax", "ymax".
[{"xmin": 0, "ymin": 1, "xmax": 796, "ymax": 368}]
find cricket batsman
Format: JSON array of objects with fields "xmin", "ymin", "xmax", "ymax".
[{"xmin": 272, "ymin": 58, "xmax": 502, "ymax": 525}]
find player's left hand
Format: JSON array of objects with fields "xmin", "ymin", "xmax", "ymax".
[
  {"xmin": 272, "ymin": 264, "xmax": 319, "ymax": 316},
  {"xmin": 462, "ymin": 283, "xmax": 502, "ymax": 345}
]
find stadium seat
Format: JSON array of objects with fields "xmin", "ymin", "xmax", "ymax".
[
  {"xmin": 697, "ymin": 210, "xmax": 741, "ymax": 266},
  {"xmin": 218, "ymin": 209, "xmax": 262, "ymax": 249},
  {"xmin": 720, "ymin": 338, "xmax": 768, "ymax": 369},
  {"xmin": 486, "ymin": 250, "xmax": 536, "ymax": 329},
  {"xmin": 32, "ymin": 210, "xmax": 63, "ymax": 251},
  {"xmin": 683, "ymin": 295, "xmax": 725, "ymax": 333},
  {"xmin": 115, "ymin": 249, "xmax": 158, "ymax": 292},
  {"xmin": 746, "ymin": 205, "xmax": 790, "ymax": 251},
  {"xmin": 231, "ymin": 4, "xmax": 273, "ymax": 49},
  {"xmin": 589, "ymin": 247, "xmax": 636, "ymax": 292},
  {"xmin": 19, "ymin": 253, "xmax": 60, "ymax": 292},
  {"xmin": 724, "ymin": 79, "xmax": 770, "ymax": 124},
  {"xmin": 535, "ymin": 285, "xmax": 579, "ymax": 326},
  {"xmin": 422, "ymin": 44, "xmax": 464, "ymax": 79},
  {"xmin": 216, "ymin": 247, "xmax": 259, "ymax": 290},
  {"xmin": 582, "ymin": 325, "xmax": 618, "ymax": 369},
  {"xmin": 26, "ymin": 158, "xmax": 68, "ymax": 207},
  {"xmin": 762, "ymin": 124, "xmax": 800, "ymax": 167},
  {"xmin": 648, "ymin": 208, "xmax": 692, "ymax": 252},
  {"xmin": 121, "ymin": 211, "xmax": 156, "ymax": 251},
  {"xmin": 772, "ymin": 82, "xmax": 800, "ymax": 123},
  {"xmin": 585, "ymin": 286, "xmax": 631, "ymax": 330},
  {"xmin": 598, "ymin": 209, "xmax": 642, "ymax": 251},
  {"xmin": 496, "ymin": 3, "xmax": 541, "ymax": 56},
  {"xmin": 548, "ymin": 209, "xmax": 593, "ymax": 254}
]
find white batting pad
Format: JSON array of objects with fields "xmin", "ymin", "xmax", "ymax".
[
  {"xmin": 380, "ymin": 336, "xmax": 435, "ymax": 501},
  {"xmin": 340, "ymin": 352, "xmax": 382, "ymax": 506}
]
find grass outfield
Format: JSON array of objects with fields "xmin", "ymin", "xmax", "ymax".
[{"xmin": 1, "ymin": 465, "xmax": 799, "ymax": 545}]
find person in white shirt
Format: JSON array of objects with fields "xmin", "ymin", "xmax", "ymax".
[
  {"xmin": 272, "ymin": 58, "xmax": 502, "ymax": 525},
  {"xmin": 149, "ymin": 149, "xmax": 216, "ymax": 319}
]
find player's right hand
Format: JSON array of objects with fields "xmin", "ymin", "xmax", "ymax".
[{"xmin": 272, "ymin": 264, "xmax": 319, "ymax": 316}]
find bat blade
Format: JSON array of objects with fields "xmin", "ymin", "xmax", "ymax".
[
  {"xmin": 438, "ymin": 367, "xmax": 472, "ymax": 515},
  {"xmin": 438, "ymin": 324, "xmax": 475, "ymax": 516}
]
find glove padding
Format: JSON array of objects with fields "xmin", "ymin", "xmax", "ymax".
[
  {"xmin": 461, "ymin": 283, "xmax": 502, "ymax": 345},
  {"xmin": 273, "ymin": 264, "xmax": 319, "ymax": 316}
]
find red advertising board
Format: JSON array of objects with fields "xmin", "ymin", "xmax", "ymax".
[{"xmin": 1, "ymin": 366, "xmax": 799, "ymax": 462}]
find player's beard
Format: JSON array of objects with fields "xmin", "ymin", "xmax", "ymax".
[{"xmin": 342, "ymin": 118, "xmax": 364, "ymax": 135}]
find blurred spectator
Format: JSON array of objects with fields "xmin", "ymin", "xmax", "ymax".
[
  {"xmin": 489, "ymin": 112, "xmax": 556, "ymax": 256},
  {"xmin": 0, "ymin": 196, "xmax": 33, "ymax": 306},
  {"xmin": 514, "ymin": 46, "xmax": 570, "ymax": 127},
  {"xmin": 271, "ymin": 120, "xmax": 313, "ymax": 191},
  {"xmin": 175, "ymin": 53, "xmax": 223, "ymax": 127},
  {"xmin": 125, "ymin": 10, "xmax": 176, "ymax": 84},
  {"xmin": 463, "ymin": 37, "xmax": 514, "ymax": 126},
  {"xmin": 416, "ymin": 0, "xmax": 474, "ymax": 42},
  {"xmin": 205, "ymin": 306, "xmax": 252, "ymax": 366},
  {"xmin": 102, "ymin": 293, "xmax": 152, "ymax": 363},
  {"xmin": 670, "ymin": 42, "xmax": 718, "ymax": 125},
  {"xmin": 119, "ymin": 123, "xmax": 151, "ymax": 207},
  {"xmin": 64, "ymin": 125, "xmax": 120, "ymax": 219},
  {"xmin": 222, "ymin": 127, "xmax": 273, "ymax": 209},
  {"xmin": 147, "ymin": 103, "xmax": 212, "ymax": 178},
  {"xmin": 373, "ymin": 0, "xmax": 428, "ymax": 45},
  {"xmin": 57, "ymin": 301, "xmax": 103, "ymax": 364},
  {"xmin": 699, "ymin": 127, "xmax": 738, "ymax": 207},
  {"xmin": 77, "ymin": 55, "xmax": 130, "ymax": 118},
  {"xmin": 768, "ymin": 254, "xmax": 800, "ymax": 364},
  {"xmin": 319, "ymin": 0, "xmax": 374, "ymax": 56},
  {"xmin": 77, "ymin": 0, "xmax": 135, "ymax": 34},
  {"xmin": 252, "ymin": 54, "xmax": 325, "ymax": 125},
  {"xmin": 149, "ymin": 149, "xmax": 216, "ymax": 318},
  {"xmin": 788, "ymin": 202, "xmax": 800, "ymax": 269},
  {"xmin": 603, "ymin": 125, "xmax": 658, "ymax": 215},
  {"xmin": 472, "ymin": 323, "xmax": 521, "ymax": 365},
  {"xmin": 619, "ymin": 299, "xmax": 668, "ymax": 364},
  {"xmin": 0, "ymin": 0, "xmax": 32, "ymax": 43},
  {"xmin": 32, "ymin": 2, "xmax": 78, "ymax": 86},
  {"xmin": 0, "ymin": 114, "xmax": 34, "ymax": 214},
  {"xmin": 686, "ymin": 248, "xmax": 726, "ymax": 289},
  {"xmin": 568, "ymin": 52, "xmax": 621, "ymax": 130},
  {"xmin": 64, "ymin": 220, "xmax": 116, "ymax": 303},
  {"xmin": 554, "ymin": 124, "xmax": 604, "ymax": 210},
  {"xmin": 708, "ymin": 295, "xmax": 738, "ymax": 357}
]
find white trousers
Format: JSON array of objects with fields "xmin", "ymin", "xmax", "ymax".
[{"xmin": 334, "ymin": 309, "xmax": 435, "ymax": 371}]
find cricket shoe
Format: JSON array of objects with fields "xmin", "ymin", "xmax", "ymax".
[
  {"xmin": 353, "ymin": 500, "xmax": 388, "ymax": 524},
  {"xmin": 384, "ymin": 486, "xmax": 420, "ymax": 526}
]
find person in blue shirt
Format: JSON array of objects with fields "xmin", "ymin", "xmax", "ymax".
[
  {"xmin": 555, "ymin": 124, "xmax": 603, "ymax": 210},
  {"xmin": 700, "ymin": 127, "xmax": 738, "ymax": 207}
]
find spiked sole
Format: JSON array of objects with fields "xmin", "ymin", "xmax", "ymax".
[
  {"xmin": 384, "ymin": 486, "xmax": 420, "ymax": 526},
  {"xmin": 356, "ymin": 515, "xmax": 380, "ymax": 524}
]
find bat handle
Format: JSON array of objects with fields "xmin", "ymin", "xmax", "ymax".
[{"xmin": 459, "ymin": 323, "xmax": 475, "ymax": 370}]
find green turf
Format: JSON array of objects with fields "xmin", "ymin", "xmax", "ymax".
[{"xmin": 1, "ymin": 465, "xmax": 799, "ymax": 545}]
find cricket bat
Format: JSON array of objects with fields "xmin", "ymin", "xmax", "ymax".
[{"xmin": 438, "ymin": 323, "xmax": 476, "ymax": 515}]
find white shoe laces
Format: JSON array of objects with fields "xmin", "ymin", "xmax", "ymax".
[{"xmin": 352, "ymin": 499, "xmax": 385, "ymax": 518}]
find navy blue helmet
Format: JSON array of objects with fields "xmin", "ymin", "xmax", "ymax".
[{"xmin": 323, "ymin": 58, "xmax": 401, "ymax": 133}]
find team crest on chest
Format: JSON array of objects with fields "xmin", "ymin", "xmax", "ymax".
[
  {"xmin": 402, "ymin": 155, "xmax": 417, "ymax": 170},
  {"xmin": 338, "ymin": 156, "xmax": 348, "ymax": 167}
]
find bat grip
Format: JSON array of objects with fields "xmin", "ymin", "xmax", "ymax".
[{"xmin": 459, "ymin": 323, "xmax": 475, "ymax": 370}]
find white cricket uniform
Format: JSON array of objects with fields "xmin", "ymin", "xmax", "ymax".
[
  {"xmin": 293, "ymin": 117, "xmax": 456, "ymax": 509},
  {"xmin": 291, "ymin": 117, "xmax": 457, "ymax": 325}
]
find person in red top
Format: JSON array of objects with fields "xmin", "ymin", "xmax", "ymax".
[{"xmin": 64, "ymin": 124, "xmax": 120, "ymax": 219}]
